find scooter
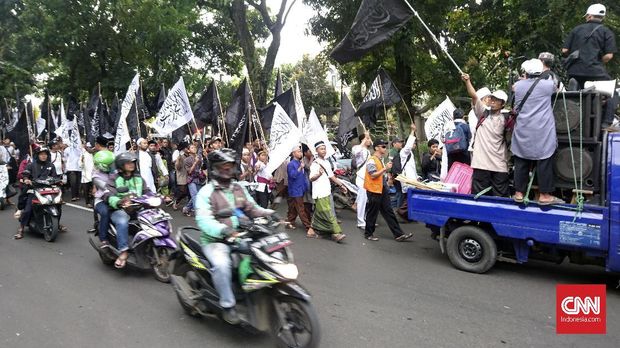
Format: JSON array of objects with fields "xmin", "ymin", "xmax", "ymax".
[
  {"xmin": 88, "ymin": 192, "xmax": 176, "ymax": 283},
  {"xmin": 169, "ymin": 210, "xmax": 321, "ymax": 348},
  {"xmin": 332, "ymin": 171, "xmax": 358, "ymax": 211},
  {"xmin": 27, "ymin": 178, "xmax": 63, "ymax": 242}
]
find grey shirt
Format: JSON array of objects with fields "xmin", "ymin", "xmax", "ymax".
[
  {"xmin": 471, "ymin": 101, "xmax": 508, "ymax": 173},
  {"xmin": 511, "ymin": 78, "xmax": 557, "ymax": 160}
]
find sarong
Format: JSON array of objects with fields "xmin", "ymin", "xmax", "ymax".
[{"xmin": 311, "ymin": 196, "xmax": 341, "ymax": 235}]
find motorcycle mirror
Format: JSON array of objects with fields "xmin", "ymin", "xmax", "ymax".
[
  {"xmin": 215, "ymin": 208, "xmax": 233, "ymax": 219},
  {"xmin": 117, "ymin": 186, "xmax": 129, "ymax": 194}
]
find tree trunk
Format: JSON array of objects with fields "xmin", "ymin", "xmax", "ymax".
[{"xmin": 229, "ymin": 0, "xmax": 261, "ymax": 100}]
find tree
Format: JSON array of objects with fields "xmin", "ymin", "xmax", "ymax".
[
  {"xmin": 279, "ymin": 54, "xmax": 339, "ymax": 114},
  {"xmin": 199, "ymin": 0, "xmax": 298, "ymax": 107}
]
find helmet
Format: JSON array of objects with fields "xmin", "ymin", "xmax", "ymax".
[
  {"xmin": 207, "ymin": 148, "xmax": 238, "ymax": 181},
  {"xmin": 94, "ymin": 150, "xmax": 115, "ymax": 173},
  {"xmin": 34, "ymin": 146, "xmax": 51, "ymax": 162},
  {"xmin": 114, "ymin": 152, "xmax": 138, "ymax": 171}
]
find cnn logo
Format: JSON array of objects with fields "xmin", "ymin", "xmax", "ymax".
[
  {"xmin": 560, "ymin": 296, "xmax": 600, "ymax": 315},
  {"xmin": 556, "ymin": 284, "xmax": 606, "ymax": 334}
]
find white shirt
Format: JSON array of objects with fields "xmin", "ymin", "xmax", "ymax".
[
  {"xmin": 81, "ymin": 151, "xmax": 94, "ymax": 183},
  {"xmin": 310, "ymin": 157, "xmax": 334, "ymax": 199},
  {"xmin": 50, "ymin": 150, "xmax": 64, "ymax": 174},
  {"xmin": 138, "ymin": 149, "xmax": 156, "ymax": 192},
  {"xmin": 400, "ymin": 134, "xmax": 419, "ymax": 193},
  {"xmin": 154, "ymin": 152, "xmax": 169, "ymax": 176},
  {"xmin": 254, "ymin": 160, "xmax": 271, "ymax": 193},
  {"xmin": 172, "ymin": 149, "xmax": 180, "ymax": 163},
  {"xmin": 64, "ymin": 147, "xmax": 83, "ymax": 172},
  {"xmin": 351, "ymin": 144, "xmax": 370, "ymax": 186},
  {"xmin": 0, "ymin": 146, "xmax": 9, "ymax": 164}
]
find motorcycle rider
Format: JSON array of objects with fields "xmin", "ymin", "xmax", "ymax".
[
  {"xmin": 194, "ymin": 148, "xmax": 276, "ymax": 324},
  {"xmin": 108, "ymin": 152, "xmax": 151, "ymax": 268},
  {"xmin": 92, "ymin": 150, "xmax": 116, "ymax": 247},
  {"xmin": 15, "ymin": 147, "xmax": 61, "ymax": 240}
]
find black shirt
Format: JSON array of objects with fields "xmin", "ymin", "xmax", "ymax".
[{"xmin": 563, "ymin": 20, "xmax": 617, "ymax": 78}]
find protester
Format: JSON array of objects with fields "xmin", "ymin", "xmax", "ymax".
[
  {"xmin": 396, "ymin": 124, "xmax": 420, "ymax": 221},
  {"xmin": 421, "ymin": 139, "xmax": 442, "ymax": 181},
  {"xmin": 301, "ymin": 144, "xmax": 314, "ymax": 220},
  {"xmin": 92, "ymin": 150, "xmax": 115, "ymax": 246},
  {"xmin": 538, "ymin": 52, "xmax": 561, "ymax": 89},
  {"xmin": 81, "ymin": 142, "xmax": 95, "ymax": 208},
  {"xmin": 308, "ymin": 141, "xmax": 347, "ymax": 242},
  {"xmin": 363, "ymin": 139, "xmax": 413, "ymax": 242},
  {"xmin": 183, "ymin": 143, "xmax": 203, "ymax": 216},
  {"xmin": 448, "ymin": 108, "xmax": 472, "ymax": 169},
  {"xmin": 351, "ymin": 131, "xmax": 372, "ymax": 229},
  {"xmin": 49, "ymin": 139, "xmax": 65, "ymax": 186},
  {"xmin": 64, "ymin": 141, "xmax": 83, "ymax": 201},
  {"xmin": 562, "ymin": 3, "xmax": 617, "ymax": 129},
  {"xmin": 512, "ymin": 59, "xmax": 563, "ymax": 205},
  {"xmin": 388, "ymin": 136, "xmax": 404, "ymax": 207},
  {"xmin": 173, "ymin": 142, "xmax": 189, "ymax": 210},
  {"xmin": 254, "ymin": 150, "xmax": 272, "ymax": 209},
  {"xmin": 148, "ymin": 139, "xmax": 169, "ymax": 192},
  {"xmin": 461, "ymin": 73, "xmax": 510, "ymax": 197},
  {"xmin": 239, "ymin": 148, "xmax": 255, "ymax": 182},
  {"xmin": 137, "ymin": 138, "xmax": 157, "ymax": 192},
  {"xmin": 272, "ymin": 159, "xmax": 289, "ymax": 208},
  {"xmin": 285, "ymin": 145, "xmax": 311, "ymax": 234}
]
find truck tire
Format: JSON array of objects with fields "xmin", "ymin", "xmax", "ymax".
[{"xmin": 446, "ymin": 225, "xmax": 496, "ymax": 274}]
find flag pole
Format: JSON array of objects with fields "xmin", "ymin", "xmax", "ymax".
[
  {"xmin": 214, "ymin": 81, "xmax": 229, "ymax": 146},
  {"xmin": 246, "ymin": 77, "xmax": 267, "ymax": 142},
  {"xmin": 46, "ymin": 90, "xmax": 51, "ymax": 143},
  {"xmin": 401, "ymin": 0, "xmax": 464, "ymax": 75},
  {"xmin": 377, "ymin": 71, "xmax": 391, "ymax": 149}
]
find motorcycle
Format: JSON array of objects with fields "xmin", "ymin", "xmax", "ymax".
[
  {"xmin": 27, "ymin": 177, "xmax": 64, "ymax": 242},
  {"xmin": 88, "ymin": 191, "xmax": 176, "ymax": 283},
  {"xmin": 332, "ymin": 169, "xmax": 358, "ymax": 211},
  {"xmin": 169, "ymin": 210, "xmax": 321, "ymax": 348}
]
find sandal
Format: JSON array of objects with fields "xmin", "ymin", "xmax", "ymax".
[
  {"xmin": 365, "ymin": 235, "xmax": 379, "ymax": 241},
  {"xmin": 513, "ymin": 194, "xmax": 524, "ymax": 203},
  {"xmin": 114, "ymin": 253, "xmax": 129, "ymax": 269},
  {"xmin": 285, "ymin": 222, "xmax": 296, "ymax": 230},
  {"xmin": 14, "ymin": 227, "xmax": 24, "ymax": 240},
  {"xmin": 332, "ymin": 234, "xmax": 346, "ymax": 243},
  {"xmin": 538, "ymin": 197, "xmax": 565, "ymax": 206},
  {"xmin": 100, "ymin": 241, "xmax": 110, "ymax": 249},
  {"xmin": 395, "ymin": 233, "xmax": 414, "ymax": 242}
]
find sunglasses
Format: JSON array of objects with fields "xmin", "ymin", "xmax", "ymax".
[{"xmin": 378, "ymin": 145, "xmax": 387, "ymax": 148}]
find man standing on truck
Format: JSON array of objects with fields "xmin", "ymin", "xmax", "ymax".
[
  {"xmin": 461, "ymin": 74, "xmax": 510, "ymax": 197},
  {"xmin": 363, "ymin": 139, "xmax": 413, "ymax": 242},
  {"xmin": 562, "ymin": 3, "xmax": 618, "ymax": 130}
]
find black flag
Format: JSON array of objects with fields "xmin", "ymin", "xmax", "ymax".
[
  {"xmin": 355, "ymin": 69, "xmax": 402, "ymax": 127},
  {"xmin": 259, "ymin": 87, "xmax": 296, "ymax": 135},
  {"xmin": 111, "ymin": 94, "xmax": 121, "ymax": 134},
  {"xmin": 225, "ymin": 79, "xmax": 251, "ymax": 155},
  {"xmin": 86, "ymin": 85, "xmax": 100, "ymax": 145},
  {"xmin": 39, "ymin": 91, "xmax": 52, "ymax": 141},
  {"xmin": 274, "ymin": 69, "xmax": 283, "ymax": 99},
  {"xmin": 193, "ymin": 80, "xmax": 223, "ymax": 136},
  {"xmin": 330, "ymin": 0, "xmax": 413, "ymax": 64},
  {"xmin": 171, "ymin": 122, "xmax": 194, "ymax": 146},
  {"xmin": 8, "ymin": 104, "xmax": 31, "ymax": 158},
  {"xmin": 100, "ymin": 100, "xmax": 113, "ymax": 137},
  {"xmin": 337, "ymin": 92, "xmax": 360, "ymax": 156}
]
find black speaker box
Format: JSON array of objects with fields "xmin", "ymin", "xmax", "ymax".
[
  {"xmin": 553, "ymin": 141, "xmax": 601, "ymax": 191},
  {"xmin": 553, "ymin": 91, "xmax": 602, "ymax": 143}
]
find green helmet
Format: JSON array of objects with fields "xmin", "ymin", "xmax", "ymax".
[{"xmin": 94, "ymin": 150, "xmax": 115, "ymax": 173}]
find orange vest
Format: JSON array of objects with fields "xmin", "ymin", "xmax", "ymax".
[{"xmin": 364, "ymin": 155, "xmax": 384, "ymax": 194}]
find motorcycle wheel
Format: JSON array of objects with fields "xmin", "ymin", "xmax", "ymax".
[
  {"xmin": 44, "ymin": 216, "xmax": 59, "ymax": 242},
  {"xmin": 174, "ymin": 263, "xmax": 201, "ymax": 318},
  {"xmin": 271, "ymin": 296, "xmax": 321, "ymax": 348},
  {"xmin": 151, "ymin": 247, "xmax": 171, "ymax": 283}
]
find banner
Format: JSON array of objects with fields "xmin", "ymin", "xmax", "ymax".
[
  {"xmin": 114, "ymin": 73, "xmax": 140, "ymax": 154},
  {"xmin": 424, "ymin": 96, "xmax": 456, "ymax": 147},
  {"xmin": 337, "ymin": 91, "xmax": 360, "ymax": 156},
  {"xmin": 225, "ymin": 79, "xmax": 251, "ymax": 155},
  {"xmin": 152, "ymin": 77, "xmax": 194, "ymax": 135},
  {"xmin": 303, "ymin": 108, "xmax": 335, "ymax": 158},
  {"xmin": 265, "ymin": 102, "xmax": 302, "ymax": 174},
  {"xmin": 330, "ymin": 0, "xmax": 413, "ymax": 64}
]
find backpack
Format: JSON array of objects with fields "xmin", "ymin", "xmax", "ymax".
[{"xmin": 444, "ymin": 125, "xmax": 468, "ymax": 154}]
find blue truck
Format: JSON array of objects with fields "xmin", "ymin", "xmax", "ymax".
[{"xmin": 407, "ymin": 132, "xmax": 620, "ymax": 274}]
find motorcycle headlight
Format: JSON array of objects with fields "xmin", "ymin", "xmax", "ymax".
[
  {"xmin": 146, "ymin": 197, "xmax": 162, "ymax": 207},
  {"xmin": 53, "ymin": 193, "xmax": 62, "ymax": 204},
  {"xmin": 270, "ymin": 263, "xmax": 298, "ymax": 280}
]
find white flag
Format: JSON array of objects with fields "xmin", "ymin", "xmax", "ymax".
[
  {"xmin": 303, "ymin": 108, "xmax": 335, "ymax": 158},
  {"xmin": 114, "ymin": 73, "xmax": 140, "ymax": 154},
  {"xmin": 265, "ymin": 103, "xmax": 302, "ymax": 174},
  {"xmin": 294, "ymin": 81, "xmax": 307, "ymax": 136},
  {"xmin": 424, "ymin": 96, "xmax": 456, "ymax": 147},
  {"xmin": 152, "ymin": 77, "xmax": 194, "ymax": 135},
  {"xmin": 54, "ymin": 101, "xmax": 67, "ymax": 137},
  {"xmin": 35, "ymin": 114, "xmax": 46, "ymax": 138}
]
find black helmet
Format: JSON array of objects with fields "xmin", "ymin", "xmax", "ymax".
[
  {"xmin": 34, "ymin": 146, "xmax": 51, "ymax": 162},
  {"xmin": 115, "ymin": 152, "xmax": 138, "ymax": 170},
  {"xmin": 207, "ymin": 148, "xmax": 238, "ymax": 181}
]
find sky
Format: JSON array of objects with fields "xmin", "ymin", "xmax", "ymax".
[{"xmin": 266, "ymin": 0, "xmax": 324, "ymax": 66}]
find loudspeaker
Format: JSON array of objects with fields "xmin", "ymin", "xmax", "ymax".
[
  {"xmin": 553, "ymin": 142, "xmax": 601, "ymax": 191},
  {"xmin": 553, "ymin": 91, "xmax": 602, "ymax": 143}
]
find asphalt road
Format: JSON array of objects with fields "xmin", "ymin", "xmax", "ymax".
[{"xmin": 0, "ymin": 200, "xmax": 618, "ymax": 348}]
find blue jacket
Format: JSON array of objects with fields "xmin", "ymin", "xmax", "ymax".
[{"xmin": 287, "ymin": 159, "xmax": 308, "ymax": 198}]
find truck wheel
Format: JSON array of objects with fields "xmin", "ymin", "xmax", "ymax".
[{"xmin": 446, "ymin": 225, "xmax": 496, "ymax": 274}]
